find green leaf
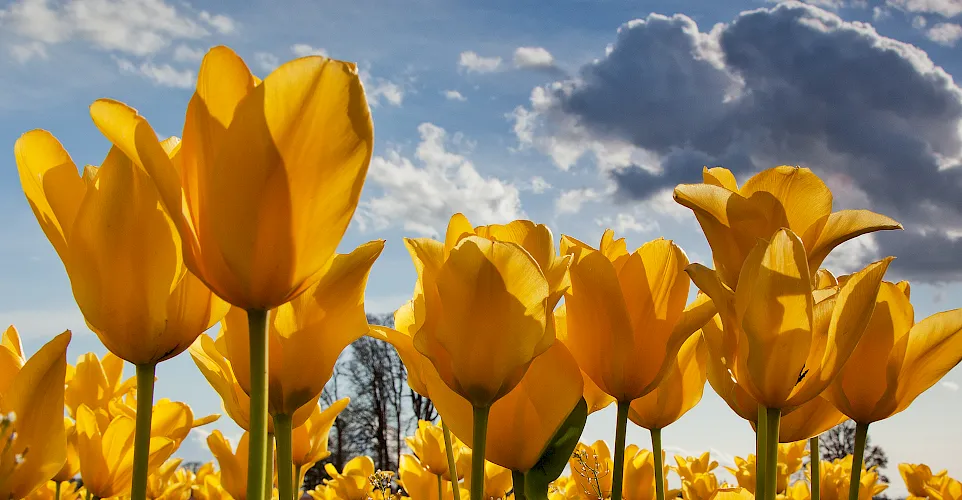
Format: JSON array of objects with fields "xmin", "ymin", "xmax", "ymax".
[{"xmin": 523, "ymin": 398, "xmax": 589, "ymax": 500}]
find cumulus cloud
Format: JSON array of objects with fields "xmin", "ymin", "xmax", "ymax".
[
  {"xmin": 443, "ymin": 90, "xmax": 467, "ymax": 101},
  {"xmin": 253, "ymin": 51, "xmax": 279, "ymax": 72},
  {"xmin": 942, "ymin": 380, "xmax": 960, "ymax": 391},
  {"xmin": 290, "ymin": 43, "xmax": 326, "ymax": 57},
  {"xmin": 0, "ymin": 0, "xmax": 235, "ymax": 59},
  {"xmin": 172, "ymin": 44, "xmax": 204, "ymax": 61},
  {"xmin": 116, "ymin": 57, "xmax": 194, "ymax": 88},
  {"xmin": 458, "ymin": 51, "xmax": 502, "ymax": 73},
  {"xmin": 513, "ymin": 2, "xmax": 962, "ymax": 281},
  {"xmin": 926, "ymin": 22, "xmax": 962, "ymax": 45},
  {"xmin": 513, "ymin": 46, "xmax": 556, "ymax": 69},
  {"xmin": 594, "ymin": 213, "xmax": 657, "ymax": 234},
  {"xmin": 357, "ymin": 123, "xmax": 523, "ymax": 236},
  {"xmin": 887, "ymin": 0, "xmax": 962, "ymax": 17},
  {"xmin": 363, "ymin": 77, "xmax": 403, "ymax": 107}
]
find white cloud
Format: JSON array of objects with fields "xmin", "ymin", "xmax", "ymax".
[
  {"xmin": 0, "ymin": 0, "xmax": 235, "ymax": 58},
  {"xmin": 556, "ymin": 188, "xmax": 605, "ymax": 215},
  {"xmin": 360, "ymin": 71, "xmax": 404, "ymax": 107},
  {"xmin": 116, "ymin": 57, "xmax": 195, "ymax": 88},
  {"xmin": 529, "ymin": 176, "xmax": 551, "ymax": 194},
  {"xmin": 357, "ymin": 123, "xmax": 524, "ymax": 237},
  {"xmin": 912, "ymin": 15, "xmax": 927, "ymax": 28},
  {"xmin": 172, "ymin": 44, "xmax": 204, "ymax": 62},
  {"xmin": 926, "ymin": 22, "xmax": 962, "ymax": 46},
  {"xmin": 458, "ymin": 51, "xmax": 502, "ymax": 73},
  {"xmin": 513, "ymin": 46, "xmax": 555, "ymax": 69},
  {"xmin": 253, "ymin": 51, "xmax": 279, "ymax": 72},
  {"xmin": 887, "ymin": 0, "xmax": 962, "ymax": 17},
  {"xmin": 443, "ymin": 89, "xmax": 467, "ymax": 101},
  {"xmin": 941, "ymin": 380, "xmax": 960, "ymax": 391},
  {"xmin": 9, "ymin": 41, "xmax": 48, "ymax": 62},
  {"xmin": 290, "ymin": 43, "xmax": 327, "ymax": 58},
  {"xmin": 594, "ymin": 213, "xmax": 657, "ymax": 234}
]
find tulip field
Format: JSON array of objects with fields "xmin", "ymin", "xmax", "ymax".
[{"xmin": 5, "ymin": 45, "xmax": 962, "ymax": 500}]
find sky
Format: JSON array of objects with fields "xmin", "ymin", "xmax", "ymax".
[{"xmin": 2, "ymin": 0, "xmax": 962, "ymax": 496}]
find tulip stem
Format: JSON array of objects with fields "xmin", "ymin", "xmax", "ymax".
[
  {"xmin": 295, "ymin": 465, "xmax": 303, "ymax": 494},
  {"xmin": 439, "ymin": 473, "xmax": 445, "ymax": 500},
  {"xmin": 85, "ymin": 490, "xmax": 91, "ymax": 500},
  {"xmin": 247, "ymin": 308, "xmax": 271, "ymax": 500},
  {"xmin": 512, "ymin": 470, "xmax": 527, "ymax": 500},
  {"xmin": 810, "ymin": 436, "xmax": 820, "ymax": 500},
  {"xmin": 651, "ymin": 428, "xmax": 665, "ymax": 500},
  {"xmin": 471, "ymin": 405, "xmax": 490, "ymax": 500},
  {"xmin": 267, "ymin": 431, "xmax": 275, "ymax": 498},
  {"xmin": 611, "ymin": 401, "xmax": 630, "ymax": 500},
  {"xmin": 274, "ymin": 414, "xmax": 295, "ymax": 500},
  {"xmin": 442, "ymin": 421, "xmax": 462, "ymax": 500},
  {"xmin": 848, "ymin": 423, "xmax": 869, "ymax": 500},
  {"xmin": 55, "ymin": 481, "xmax": 61, "ymax": 500},
  {"xmin": 130, "ymin": 362, "xmax": 156, "ymax": 500},
  {"xmin": 764, "ymin": 407, "xmax": 781, "ymax": 500},
  {"xmin": 756, "ymin": 405, "xmax": 768, "ymax": 500}
]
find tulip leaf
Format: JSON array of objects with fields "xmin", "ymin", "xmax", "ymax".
[{"xmin": 523, "ymin": 398, "xmax": 588, "ymax": 500}]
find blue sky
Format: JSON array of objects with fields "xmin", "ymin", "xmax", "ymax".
[{"xmin": 2, "ymin": 0, "xmax": 962, "ymax": 495}]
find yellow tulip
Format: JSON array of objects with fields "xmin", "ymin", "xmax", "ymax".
[
  {"xmin": 146, "ymin": 458, "xmax": 191, "ymax": 500},
  {"xmin": 927, "ymin": 477, "xmax": 962, "ymax": 500},
  {"xmin": 682, "ymin": 471, "xmax": 726, "ymax": 500},
  {"xmin": 778, "ymin": 481, "xmax": 810, "ymax": 500},
  {"xmin": 623, "ymin": 446, "xmax": 676, "ymax": 500},
  {"xmin": 0, "ymin": 330, "xmax": 71, "ymax": 499},
  {"xmin": 628, "ymin": 332, "xmax": 707, "ymax": 430},
  {"xmin": 25, "ymin": 481, "xmax": 84, "ymax": 500},
  {"xmin": 726, "ymin": 443, "xmax": 810, "ymax": 496},
  {"xmin": 460, "ymin": 450, "xmax": 513, "ymax": 500},
  {"xmin": 291, "ymin": 399, "xmax": 349, "ymax": 472},
  {"xmin": 674, "ymin": 452, "xmax": 719, "ymax": 483},
  {"xmin": 207, "ymin": 430, "xmax": 249, "ymax": 500},
  {"xmin": 53, "ymin": 418, "xmax": 80, "ymax": 482},
  {"xmin": 76, "ymin": 403, "xmax": 174, "ymax": 498},
  {"xmin": 826, "ymin": 280, "xmax": 962, "ymax": 424},
  {"xmin": 900, "ymin": 463, "xmax": 948, "ymax": 500},
  {"xmin": 548, "ymin": 476, "xmax": 581, "ymax": 500},
  {"xmin": 810, "ymin": 457, "xmax": 887, "ymax": 500},
  {"xmin": 88, "ymin": 46, "xmax": 374, "ymax": 311},
  {"xmin": 107, "ymin": 396, "xmax": 217, "ymax": 451},
  {"xmin": 192, "ymin": 472, "xmax": 232, "ymax": 500},
  {"xmin": 324, "ymin": 456, "xmax": 376, "ymax": 500},
  {"xmin": 15, "ymin": 131, "xmax": 229, "ymax": 366},
  {"xmin": 399, "ymin": 454, "xmax": 458, "ymax": 500},
  {"xmin": 560, "ymin": 231, "xmax": 716, "ymax": 403},
  {"xmin": 709, "ymin": 488, "xmax": 755, "ymax": 500},
  {"xmin": 0, "ymin": 326, "xmax": 25, "ymax": 393},
  {"xmin": 673, "ymin": 165, "xmax": 901, "ymax": 288},
  {"xmin": 406, "ymin": 420, "xmax": 459, "ymax": 477},
  {"xmin": 189, "ymin": 332, "xmax": 318, "ymax": 432},
  {"xmin": 64, "ymin": 351, "xmax": 135, "ymax": 418},
  {"xmin": 570, "ymin": 441, "xmax": 613, "ymax": 499}
]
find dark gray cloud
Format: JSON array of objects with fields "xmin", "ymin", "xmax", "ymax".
[{"xmin": 515, "ymin": 1, "xmax": 962, "ymax": 281}]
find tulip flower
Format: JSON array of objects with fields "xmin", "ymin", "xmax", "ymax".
[
  {"xmin": 673, "ymin": 165, "xmax": 901, "ymax": 288},
  {"xmin": 87, "ymin": 41, "xmax": 374, "ymax": 500},
  {"xmin": 64, "ymin": 352, "xmax": 135, "ymax": 418},
  {"xmin": 809, "ymin": 457, "xmax": 887, "ymax": 500},
  {"xmin": 460, "ymin": 451, "xmax": 512, "ymax": 500},
  {"xmin": 674, "ymin": 452, "xmax": 719, "ymax": 483},
  {"xmin": 404, "ymin": 214, "xmax": 568, "ymax": 500},
  {"xmin": 570, "ymin": 441, "xmax": 613, "ymax": 499},
  {"xmin": 146, "ymin": 458, "xmax": 190, "ymax": 500},
  {"xmin": 292, "ymin": 399, "xmax": 350, "ymax": 490},
  {"xmin": 687, "ymin": 228, "xmax": 890, "ymax": 500},
  {"xmin": 53, "ymin": 418, "xmax": 80, "ymax": 484},
  {"xmin": 710, "ymin": 488, "xmax": 755, "ymax": 500},
  {"xmin": 900, "ymin": 463, "xmax": 948, "ymax": 500},
  {"xmin": 399, "ymin": 454, "xmax": 458, "ymax": 500},
  {"xmin": 0, "ymin": 330, "xmax": 70, "ymax": 499},
  {"xmin": 76, "ymin": 403, "xmax": 174, "ymax": 498},
  {"xmin": 726, "ymin": 443, "xmax": 810, "ymax": 496},
  {"xmin": 927, "ymin": 477, "xmax": 962, "ymax": 500},
  {"xmin": 548, "ymin": 476, "xmax": 581, "ymax": 500},
  {"xmin": 193, "ymin": 472, "xmax": 231, "ymax": 500},
  {"xmin": 623, "ymin": 446, "xmax": 677, "ymax": 500},
  {"xmin": 16, "ymin": 128, "xmax": 230, "ymax": 500},
  {"xmin": 406, "ymin": 420, "xmax": 460, "ymax": 479},
  {"xmin": 822, "ymin": 279, "xmax": 962, "ymax": 500},
  {"xmin": 628, "ymin": 333, "xmax": 707, "ymax": 500},
  {"xmin": 207, "ymin": 430, "xmax": 252, "ymax": 500},
  {"xmin": 682, "ymin": 471, "xmax": 728, "ymax": 500},
  {"xmin": 324, "ymin": 456, "xmax": 377, "ymax": 500},
  {"xmin": 779, "ymin": 481, "xmax": 811, "ymax": 500},
  {"xmin": 560, "ymin": 231, "xmax": 716, "ymax": 500},
  {"xmin": 26, "ymin": 481, "xmax": 85, "ymax": 500}
]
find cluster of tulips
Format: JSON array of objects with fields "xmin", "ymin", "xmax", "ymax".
[{"xmin": 7, "ymin": 43, "xmax": 962, "ymax": 500}]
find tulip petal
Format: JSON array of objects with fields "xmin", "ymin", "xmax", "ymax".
[
  {"xmin": 894, "ymin": 308, "xmax": 962, "ymax": 414},
  {"xmin": 554, "ymin": 305, "xmax": 614, "ymax": 414},
  {"xmin": 14, "ymin": 130, "xmax": 86, "ymax": 263},
  {"xmin": 808, "ymin": 210, "xmax": 902, "ymax": 272},
  {"xmin": 672, "ymin": 184, "xmax": 748, "ymax": 287},
  {"xmin": 738, "ymin": 166, "xmax": 833, "ymax": 250},
  {"xmin": 629, "ymin": 332, "xmax": 707, "ymax": 430},
  {"xmin": 703, "ymin": 166, "xmax": 738, "ymax": 191}
]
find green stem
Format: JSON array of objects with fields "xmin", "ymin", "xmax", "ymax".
[
  {"xmin": 442, "ymin": 421, "xmax": 462, "ymax": 500},
  {"xmin": 611, "ymin": 401, "xmax": 630, "ymax": 500},
  {"xmin": 810, "ymin": 436, "xmax": 820, "ymax": 500},
  {"xmin": 274, "ymin": 414, "xmax": 295, "ymax": 500},
  {"xmin": 267, "ymin": 431, "xmax": 275, "ymax": 498},
  {"xmin": 512, "ymin": 470, "xmax": 526, "ymax": 500},
  {"xmin": 85, "ymin": 490, "xmax": 91, "ymax": 500},
  {"xmin": 848, "ymin": 423, "xmax": 869, "ymax": 500},
  {"xmin": 295, "ymin": 464, "xmax": 303, "ymax": 495},
  {"xmin": 470, "ymin": 405, "xmax": 491, "ymax": 500},
  {"xmin": 756, "ymin": 405, "xmax": 768, "ymax": 500},
  {"xmin": 765, "ymin": 407, "xmax": 781, "ymax": 500},
  {"xmin": 130, "ymin": 363, "xmax": 156, "ymax": 500},
  {"xmin": 439, "ymin": 472, "xmax": 445, "ymax": 500},
  {"xmin": 247, "ymin": 308, "xmax": 270, "ymax": 500},
  {"xmin": 55, "ymin": 481, "xmax": 61, "ymax": 500},
  {"xmin": 651, "ymin": 428, "xmax": 665, "ymax": 500}
]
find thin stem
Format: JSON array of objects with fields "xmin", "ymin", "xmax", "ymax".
[
  {"xmin": 130, "ymin": 363, "xmax": 156, "ymax": 500},
  {"xmin": 55, "ymin": 481, "xmax": 61, "ymax": 500},
  {"xmin": 442, "ymin": 421, "xmax": 462, "ymax": 500},
  {"xmin": 848, "ymin": 423, "xmax": 869, "ymax": 500},
  {"xmin": 651, "ymin": 428, "xmax": 665, "ymax": 500},
  {"xmin": 247, "ymin": 308, "xmax": 271, "ymax": 500},
  {"xmin": 274, "ymin": 414, "xmax": 295, "ymax": 500},
  {"xmin": 85, "ymin": 489, "xmax": 91, "ymax": 500},
  {"xmin": 267, "ymin": 431, "xmax": 276, "ymax": 498},
  {"xmin": 439, "ymin": 473, "xmax": 445, "ymax": 500},
  {"xmin": 512, "ymin": 470, "xmax": 526, "ymax": 500},
  {"xmin": 295, "ymin": 465, "xmax": 303, "ymax": 495},
  {"xmin": 611, "ymin": 401, "xmax": 630, "ymax": 500},
  {"xmin": 810, "ymin": 436, "xmax": 820, "ymax": 500},
  {"xmin": 470, "ymin": 405, "xmax": 491, "ymax": 500},
  {"xmin": 765, "ymin": 407, "xmax": 781, "ymax": 500},
  {"xmin": 756, "ymin": 405, "xmax": 768, "ymax": 500}
]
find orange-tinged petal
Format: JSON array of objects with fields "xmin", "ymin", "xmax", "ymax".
[
  {"xmin": 702, "ymin": 317, "xmax": 757, "ymax": 422},
  {"xmin": 555, "ymin": 304, "xmax": 614, "ymax": 414},
  {"xmin": 292, "ymin": 398, "xmax": 349, "ymax": 467},
  {"xmin": 808, "ymin": 210, "xmax": 902, "ymax": 272},
  {"xmin": 371, "ymin": 323, "xmax": 431, "ymax": 398},
  {"xmin": 444, "ymin": 213, "xmax": 475, "ymax": 257},
  {"xmin": 188, "ymin": 334, "xmax": 253, "ymax": 431},
  {"xmin": 703, "ymin": 166, "xmax": 738, "ymax": 191},
  {"xmin": 629, "ymin": 332, "xmax": 707, "ymax": 430},
  {"xmin": 672, "ymin": 184, "xmax": 750, "ymax": 287},
  {"xmin": 738, "ymin": 166, "xmax": 833, "ymax": 251},
  {"xmin": 208, "ymin": 430, "xmax": 248, "ymax": 499},
  {"xmin": 778, "ymin": 395, "xmax": 847, "ymax": 442},
  {"xmin": 14, "ymin": 130, "xmax": 86, "ymax": 263},
  {"xmin": 893, "ymin": 308, "xmax": 962, "ymax": 414}
]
